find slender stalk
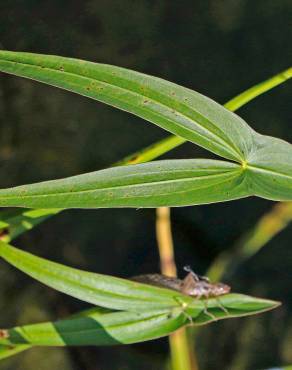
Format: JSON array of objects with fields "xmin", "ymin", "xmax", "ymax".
[
  {"xmin": 153, "ymin": 67, "xmax": 291, "ymax": 370},
  {"xmin": 116, "ymin": 66, "xmax": 292, "ymax": 166},
  {"xmin": 207, "ymin": 202, "xmax": 292, "ymax": 282},
  {"xmin": 224, "ymin": 67, "xmax": 292, "ymax": 112},
  {"xmin": 156, "ymin": 207, "xmax": 199, "ymax": 370}
]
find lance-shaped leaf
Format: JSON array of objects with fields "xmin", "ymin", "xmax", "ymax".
[
  {"xmin": 0, "ymin": 242, "xmax": 279, "ymax": 317},
  {"xmin": 0, "ymin": 50, "xmax": 255, "ymax": 162},
  {"xmin": 0, "ymin": 295, "xmax": 279, "ymax": 349},
  {"xmin": 0, "ymin": 309, "xmax": 187, "ymax": 347},
  {"xmin": 0, "ymin": 159, "xmax": 249, "ymax": 209},
  {"xmin": 0, "ymin": 241, "xmax": 195, "ymax": 311}
]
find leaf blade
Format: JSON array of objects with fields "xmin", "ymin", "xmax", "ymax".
[
  {"xmin": 0, "ymin": 50, "xmax": 255, "ymax": 162},
  {"xmin": 246, "ymin": 134, "xmax": 292, "ymax": 201},
  {"xmin": 0, "ymin": 294, "xmax": 279, "ymax": 348},
  {"xmin": 0, "ymin": 159, "xmax": 249, "ymax": 209},
  {"xmin": 0, "ymin": 241, "xmax": 194, "ymax": 311}
]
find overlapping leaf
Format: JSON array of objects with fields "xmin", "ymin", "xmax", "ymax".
[
  {"xmin": 0, "ymin": 241, "xmax": 280, "ymax": 349},
  {"xmin": 0, "ymin": 294, "xmax": 279, "ymax": 348},
  {"xmin": 0, "ymin": 51, "xmax": 288, "ymax": 359},
  {"xmin": 0, "ymin": 51, "xmax": 291, "ymax": 208}
]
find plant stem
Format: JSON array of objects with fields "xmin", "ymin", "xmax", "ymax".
[
  {"xmin": 156, "ymin": 207, "xmax": 199, "ymax": 370},
  {"xmin": 207, "ymin": 202, "xmax": 292, "ymax": 282},
  {"xmin": 116, "ymin": 66, "xmax": 292, "ymax": 167}
]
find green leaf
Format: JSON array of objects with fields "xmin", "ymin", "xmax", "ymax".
[
  {"xmin": 185, "ymin": 293, "xmax": 280, "ymax": 325},
  {"xmin": 0, "ymin": 344, "xmax": 30, "ymax": 360},
  {"xmin": 0, "ymin": 159, "xmax": 249, "ymax": 209},
  {"xmin": 246, "ymin": 134, "xmax": 292, "ymax": 201},
  {"xmin": 0, "ymin": 242, "xmax": 279, "ymax": 354},
  {"xmin": 0, "ymin": 309, "xmax": 187, "ymax": 347},
  {"xmin": 1, "ymin": 52, "xmax": 292, "ymax": 208},
  {"xmin": 0, "ymin": 242, "xmax": 279, "ymax": 317},
  {"xmin": 0, "ymin": 68, "xmax": 290, "ymax": 243},
  {"xmin": 0, "ymin": 50, "xmax": 255, "ymax": 162},
  {"xmin": 0, "ymin": 241, "xmax": 195, "ymax": 311},
  {"xmin": 0, "ymin": 295, "xmax": 279, "ymax": 348},
  {"xmin": 0, "ymin": 208, "xmax": 61, "ymax": 242}
]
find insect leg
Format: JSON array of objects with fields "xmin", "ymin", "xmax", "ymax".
[
  {"xmin": 202, "ymin": 297, "xmax": 217, "ymax": 321},
  {"xmin": 215, "ymin": 297, "xmax": 229, "ymax": 315}
]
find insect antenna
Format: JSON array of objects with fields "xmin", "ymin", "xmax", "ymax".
[
  {"xmin": 183, "ymin": 265, "xmax": 209, "ymax": 282},
  {"xmin": 183, "ymin": 265, "xmax": 199, "ymax": 281}
]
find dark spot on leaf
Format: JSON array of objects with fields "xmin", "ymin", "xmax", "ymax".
[
  {"xmin": 143, "ymin": 99, "xmax": 149, "ymax": 104},
  {"xmin": 59, "ymin": 66, "xmax": 64, "ymax": 72}
]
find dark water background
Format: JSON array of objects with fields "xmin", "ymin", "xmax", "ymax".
[{"xmin": 0, "ymin": 1, "xmax": 291, "ymax": 369}]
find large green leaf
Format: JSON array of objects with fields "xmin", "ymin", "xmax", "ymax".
[
  {"xmin": 0, "ymin": 159, "xmax": 249, "ymax": 208},
  {"xmin": 0, "ymin": 241, "xmax": 280, "ymax": 357},
  {"xmin": 1, "ymin": 68, "xmax": 289, "ymax": 242},
  {"xmin": 0, "ymin": 241, "xmax": 194, "ymax": 311},
  {"xmin": 0, "ymin": 50, "xmax": 255, "ymax": 162},
  {"xmin": 0, "ymin": 242, "xmax": 279, "ymax": 317},
  {"xmin": 0, "ymin": 152, "xmax": 291, "ymax": 209},
  {"xmin": 0, "ymin": 309, "xmax": 186, "ymax": 347},
  {"xmin": 0, "ymin": 294, "xmax": 279, "ymax": 348}
]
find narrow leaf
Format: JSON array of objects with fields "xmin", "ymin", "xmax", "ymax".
[
  {"xmin": 0, "ymin": 295, "xmax": 279, "ymax": 348},
  {"xmin": 0, "ymin": 50, "xmax": 255, "ymax": 162},
  {"xmin": 186, "ymin": 293, "xmax": 280, "ymax": 325},
  {"xmin": 0, "ymin": 159, "xmax": 248, "ymax": 209},
  {"xmin": 0, "ymin": 309, "xmax": 187, "ymax": 347},
  {"xmin": 0, "ymin": 241, "xmax": 194, "ymax": 311}
]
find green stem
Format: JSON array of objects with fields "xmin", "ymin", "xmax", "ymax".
[{"xmin": 116, "ymin": 67, "xmax": 292, "ymax": 166}]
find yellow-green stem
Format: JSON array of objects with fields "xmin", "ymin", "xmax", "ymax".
[{"xmin": 156, "ymin": 207, "xmax": 198, "ymax": 370}]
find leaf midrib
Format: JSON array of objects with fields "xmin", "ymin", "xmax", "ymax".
[{"xmin": 0, "ymin": 170, "xmax": 241, "ymax": 201}]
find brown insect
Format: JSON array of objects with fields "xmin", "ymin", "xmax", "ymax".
[{"xmin": 132, "ymin": 266, "xmax": 231, "ymax": 320}]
